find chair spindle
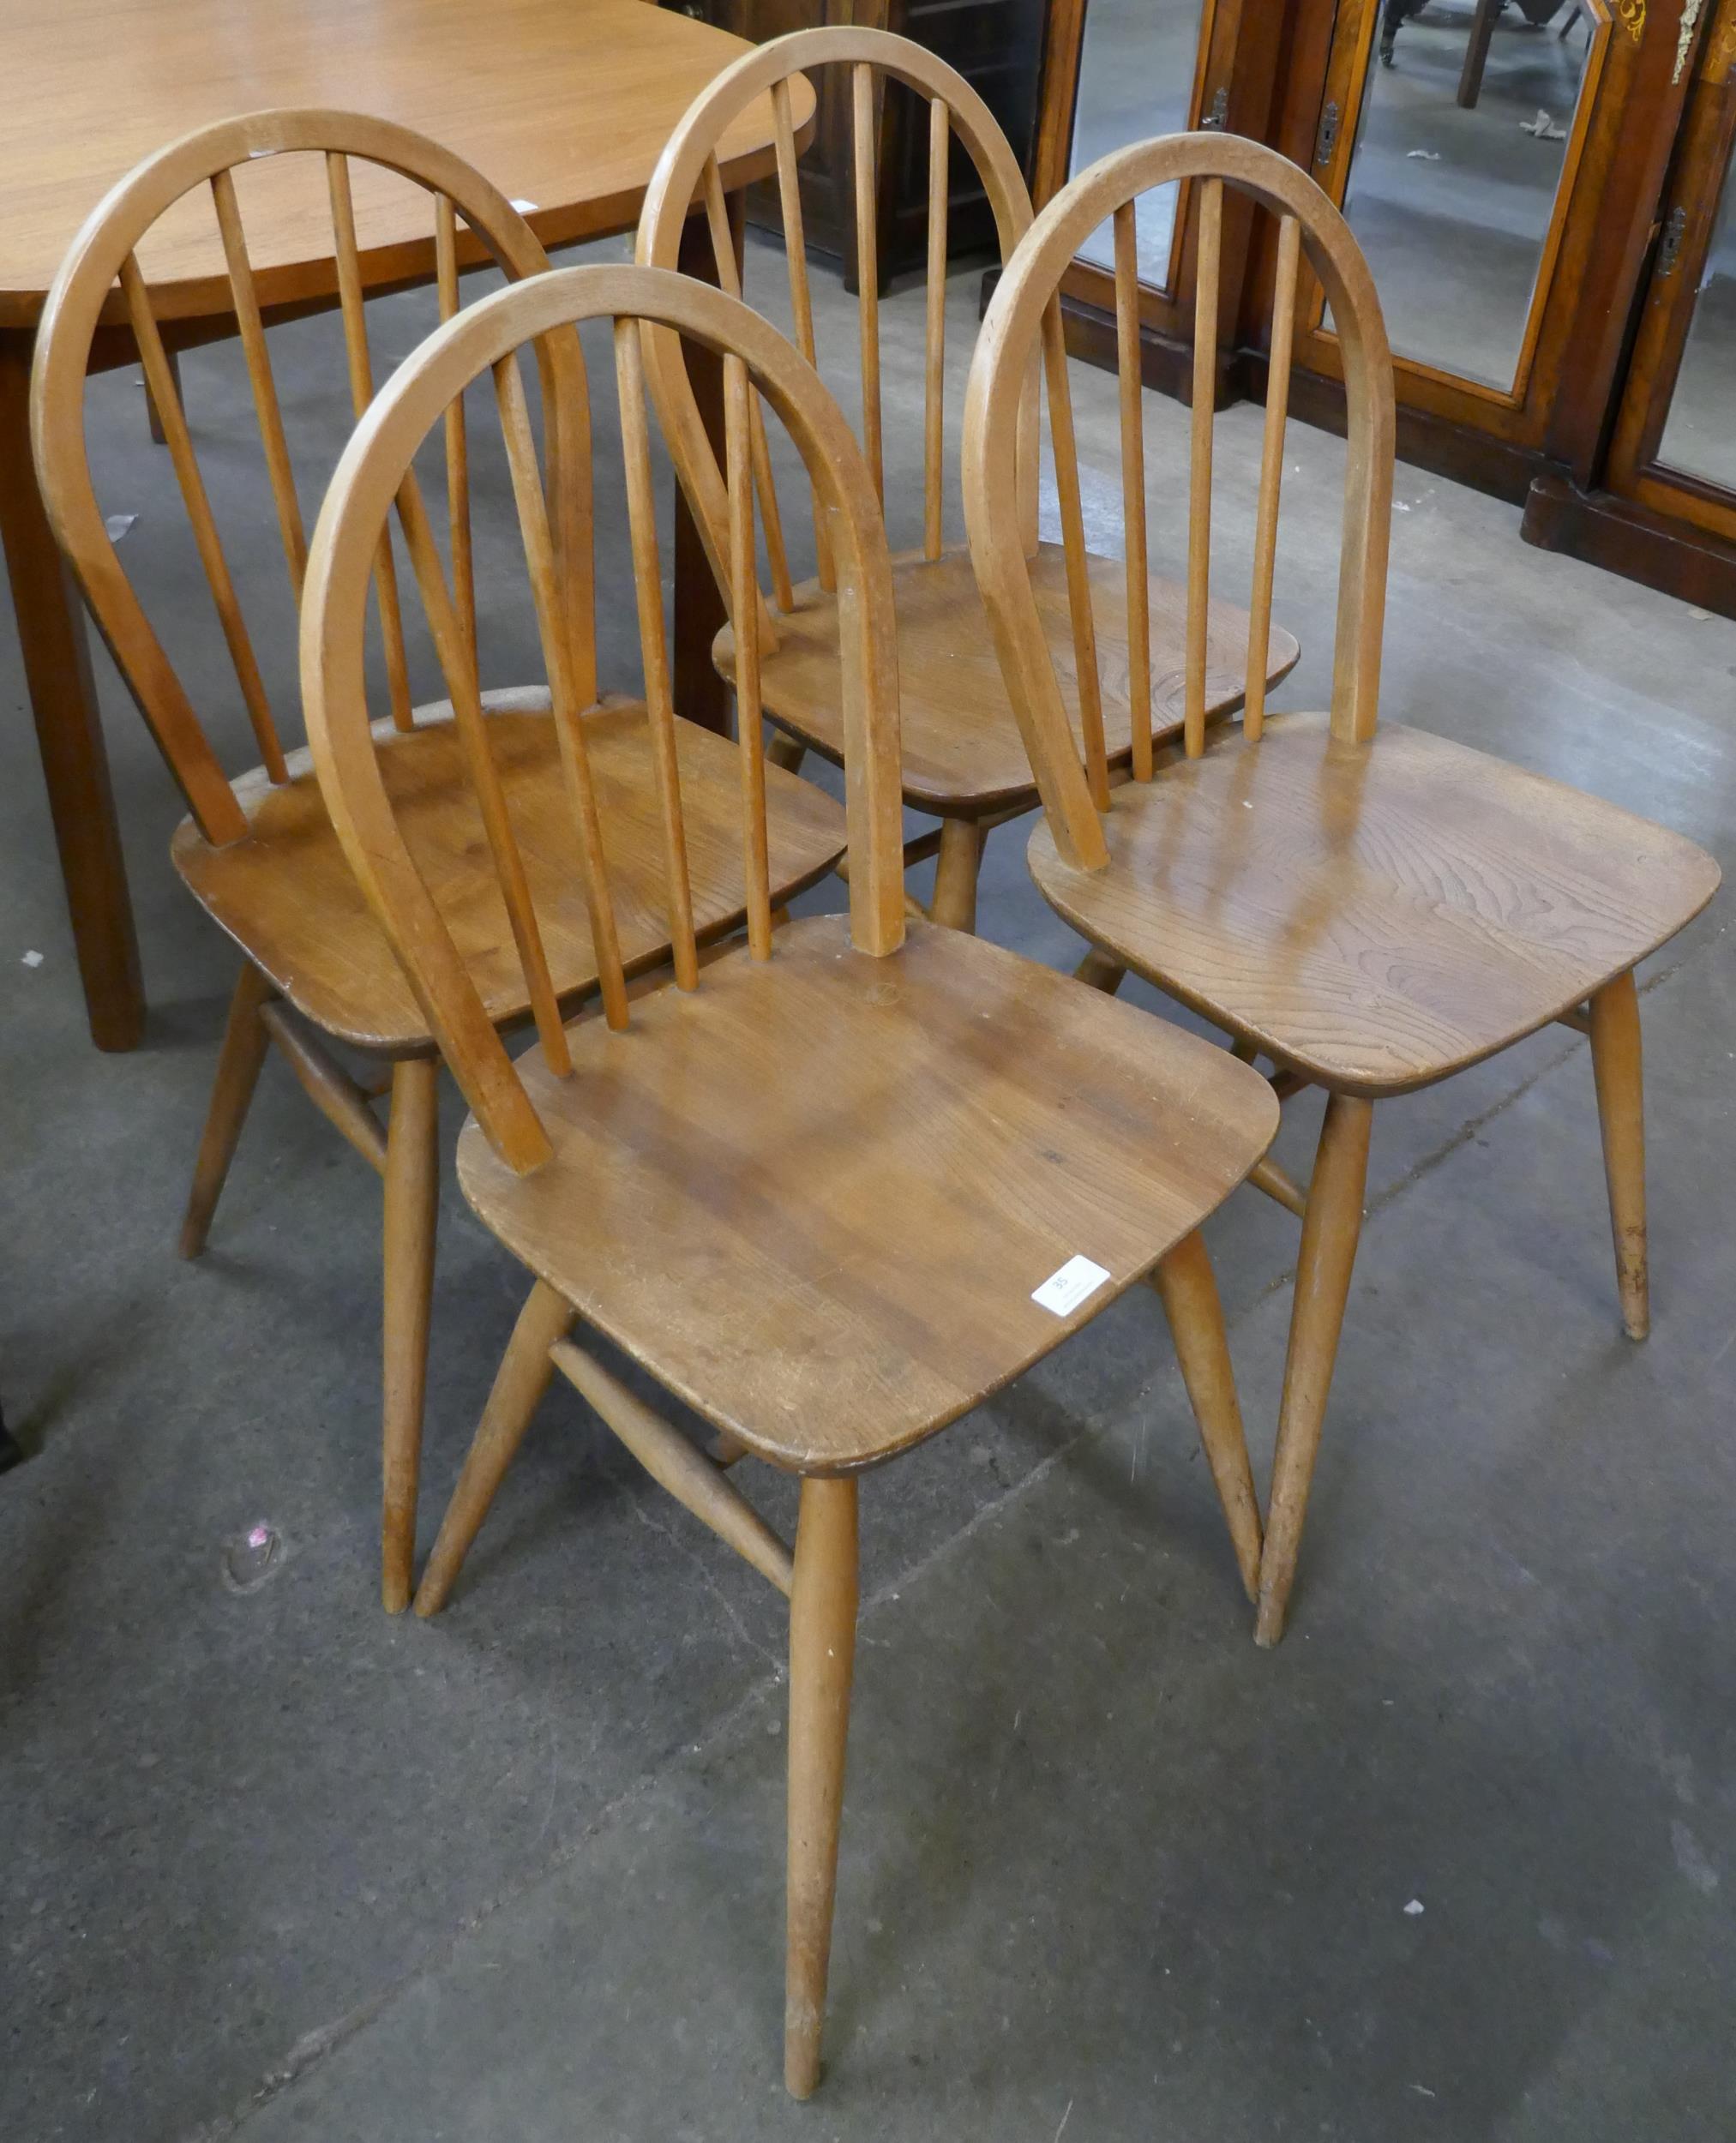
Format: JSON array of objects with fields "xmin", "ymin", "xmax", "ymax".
[
  {"xmin": 1040, "ymin": 297, "xmax": 1110, "ymax": 809},
  {"xmin": 1245, "ymin": 213, "xmax": 1300, "ymax": 743},
  {"xmin": 1185, "ymin": 176, "xmax": 1222, "ymax": 760},
  {"xmin": 491, "ymin": 347, "xmax": 632, "ymax": 1029},
  {"xmin": 922, "ymin": 97, "xmax": 948, "ymax": 562},
  {"xmin": 209, "ymin": 169, "xmax": 306, "ymax": 605},
  {"xmin": 392, "ymin": 462, "xmax": 572, "ymax": 1077},
  {"xmin": 326, "ymin": 151, "xmax": 415, "ymax": 733},
  {"xmin": 1113, "ymin": 199, "xmax": 1152, "ymax": 782},
  {"xmin": 724, "ymin": 354, "xmax": 774, "ymax": 959},
  {"xmin": 772, "ymin": 77, "xmax": 834, "ymax": 591},
  {"xmin": 117, "ymin": 252, "xmax": 289, "ymax": 783},
  {"xmin": 852, "ymin": 64, "xmax": 883, "ymax": 501},
  {"xmin": 700, "ymin": 156, "xmax": 794, "ymax": 612},
  {"xmin": 434, "ymin": 194, "xmax": 478, "ymax": 672},
  {"xmin": 613, "ymin": 320, "xmax": 700, "ymax": 990}
]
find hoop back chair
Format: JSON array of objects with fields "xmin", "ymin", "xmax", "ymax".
[
  {"xmin": 637, "ymin": 28, "xmax": 1300, "ymax": 933},
  {"xmin": 302, "ymin": 260, "xmax": 1280, "ymax": 2095},
  {"xmin": 30, "ymin": 111, "xmax": 847, "ymax": 1612},
  {"xmin": 966, "ymin": 133, "xmax": 1721, "ymax": 1646}
]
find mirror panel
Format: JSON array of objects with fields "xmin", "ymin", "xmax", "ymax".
[
  {"xmin": 1657, "ymin": 149, "xmax": 1736, "ymax": 492},
  {"xmin": 1069, "ymin": 0, "xmax": 1210, "ymax": 287},
  {"xmin": 1337, "ymin": 0, "xmax": 1605, "ymax": 393}
]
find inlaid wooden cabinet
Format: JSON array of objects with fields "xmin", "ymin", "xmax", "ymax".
[{"xmin": 677, "ymin": 0, "xmax": 1049, "ymax": 285}]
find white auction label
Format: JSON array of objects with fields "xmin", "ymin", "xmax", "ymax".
[{"xmin": 1031, "ymin": 1255, "xmax": 1111, "ymax": 1318}]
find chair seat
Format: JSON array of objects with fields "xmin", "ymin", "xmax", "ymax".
[
  {"xmin": 456, "ymin": 914, "xmax": 1279, "ymax": 1471},
  {"xmin": 1029, "ymin": 711, "xmax": 1722, "ymax": 1096},
  {"xmin": 172, "ymin": 689, "xmax": 849, "ymax": 1053},
  {"xmin": 713, "ymin": 543, "xmax": 1300, "ymax": 817}
]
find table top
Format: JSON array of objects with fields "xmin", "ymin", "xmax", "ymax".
[{"xmin": 0, "ymin": 0, "xmax": 810, "ymax": 327}]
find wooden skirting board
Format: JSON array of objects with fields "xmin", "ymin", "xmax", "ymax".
[{"xmin": 1523, "ymin": 473, "xmax": 1736, "ymax": 625}]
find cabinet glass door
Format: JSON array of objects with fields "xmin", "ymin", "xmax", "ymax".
[
  {"xmin": 1604, "ymin": 17, "xmax": 1736, "ymax": 549},
  {"xmin": 1067, "ymin": 0, "xmax": 1213, "ymax": 290},
  {"xmin": 1337, "ymin": 0, "xmax": 1611, "ymax": 394},
  {"xmin": 1655, "ymin": 152, "xmax": 1736, "ymax": 489}
]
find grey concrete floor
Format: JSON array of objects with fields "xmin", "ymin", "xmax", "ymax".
[{"xmin": 3, "ymin": 229, "xmax": 1735, "ymax": 2143}]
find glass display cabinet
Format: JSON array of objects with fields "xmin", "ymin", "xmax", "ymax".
[{"xmin": 1036, "ymin": 0, "xmax": 1733, "ymax": 613}]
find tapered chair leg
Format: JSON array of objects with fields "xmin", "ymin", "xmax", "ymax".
[
  {"xmin": 785, "ymin": 1474, "xmax": 859, "ymax": 2099},
  {"xmin": 1150, "ymin": 1228, "xmax": 1263, "ymax": 1602},
  {"xmin": 1255, "ymin": 1092, "xmax": 1373, "ymax": 1648},
  {"xmin": 178, "ymin": 963, "xmax": 274, "ymax": 1258},
  {"xmin": 1589, "ymin": 968, "xmax": 1649, "ymax": 1341},
  {"xmin": 381, "ymin": 1058, "xmax": 441, "ymax": 1615},
  {"xmin": 1073, "ymin": 945, "xmax": 1126, "ymax": 994},
  {"xmin": 413, "ymin": 1278, "xmax": 576, "ymax": 1617},
  {"xmin": 766, "ymin": 732, "xmax": 808, "ymax": 775},
  {"xmin": 929, "ymin": 817, "xmax": 984, "ymax": 933}
]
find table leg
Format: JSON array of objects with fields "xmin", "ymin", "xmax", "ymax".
[
  {"xmin": 0, "ymin": 336, "xmax": 144, "ymax": 1050},
  {"xmin": 1457, "ymin": 0, "xmax": 1503, "ymax": 108},
  {"xmin": 672, "ymin": 201, "xmax": 736, "ymax": 739}
]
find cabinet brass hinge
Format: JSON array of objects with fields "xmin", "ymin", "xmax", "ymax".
[
  {"xmin": 1314, "ymin": 100, "xmax": 1341, "ymax": 166},
  {"xmin": 1657, "ymin": 205, "xmax": 1688, "ymax": 277}
]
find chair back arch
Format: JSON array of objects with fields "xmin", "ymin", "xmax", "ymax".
[
  {"xmin": 301, "ymin": 262, "xmax": 905, "ymax": 1175},
  {"xmin": 964, "ymin": 131, "xmax": 1396, "ymax": 869},
  {"xmin": 32, "ymin": 107, "xmax": 584, "ymax": 847}
]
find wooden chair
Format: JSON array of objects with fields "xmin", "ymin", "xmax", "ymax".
[
  {"xmin": 30, "ymin": 110, "xmax": 848, "ymax": 1612},
  {"xmin": 964, "ymin": 132, "xmax": 1721, "ymax": 1648},
  {"xmin": 300, "ymin": 259, "xmax": 1280, "ymax": 2093},
  {"xmin": 636, "ymin": 27, "xmax": 1300, "ymax": 934}
]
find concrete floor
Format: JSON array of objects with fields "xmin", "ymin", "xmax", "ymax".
[{"xmin": 3, "ymin": 226, "xmax": 1735, "ymax": 2143}]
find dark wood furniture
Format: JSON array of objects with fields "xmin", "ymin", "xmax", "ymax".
[
  {"xmin": 1035, "ymin": 0, "xmax": 1736, "ymax": 618},
  {"xmin": 682, "ymin": 0, "xmax": 1049, "ymax": 285}
]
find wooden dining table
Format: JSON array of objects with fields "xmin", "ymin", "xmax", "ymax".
[{"xmin": 0, "ymin": 0, "xmax": 810, "ymax": 1052}]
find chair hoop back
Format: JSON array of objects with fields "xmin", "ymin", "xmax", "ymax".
[
  {"xmin": 300, "ymin": 262, "xmax": 904, "ymax": 1176},
  {"xmin": 31, "ymin": 108, "xmax": 562, "ymax": 846},
  {"xmin": 964, "ymin": 131, "xmax": 1397, "ymax": 870},
  {"xmin": 637, "ymin": 27, "xmax": 1042, "ymax": 622}
]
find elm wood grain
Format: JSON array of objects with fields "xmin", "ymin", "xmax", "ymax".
[
  {"xmin": 168, "ymin": 704, "xmax": 844, "ymax": 1061},
  {"xmin": 306, "ymin": 263, "xmax": 1277, "ymax": 2092},
  {"xmin": 4, "ymin": 0, "xmax": 811, "ymax": 1049},
  {"xmin": 454, "ymin": 915, "xmax": 1278, "ymax": 1469},
  {"xmin": 640, "ymin": 27, "xmax": 1300, "ymax": 920},
  {"xmin": 33, "ymin": 117, "xmax": 845, "ymax": 1612},
  {"xmin": 1025, "ymin": 713, "xmax": 1720, "ymax": 1098},
  {"xmin": 967, "ymin": 133, "xmax": 1721, "ymax": 1644},
  {"xmin": 714, "ymin": 546, "xmax": 1299, "ymax": 818}
]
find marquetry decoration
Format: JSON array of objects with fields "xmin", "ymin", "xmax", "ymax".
[{"xmin": 1673, "ymin": 0, "xmax": 1704, "ymax": 80}]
